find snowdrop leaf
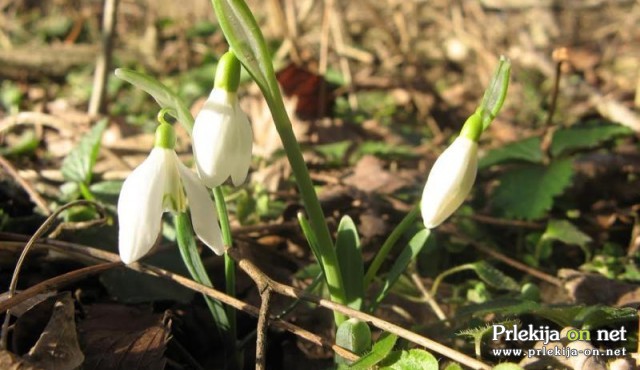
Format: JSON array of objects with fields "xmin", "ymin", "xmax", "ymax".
[
  {"xmin": 211, "ymin": 0, "xmax": 278, "ymax": 100},
  {"xmin": 61, "ymin": 119, "xmax": 107, "ymax": 184},
  {"xmin": 335, "ymin": 215, "xmax": 364, "ymax": 310},
  {"xmin": 348, "ymin": 333, "xmax": 397, "ymax": 370},
  {"xmin": 373, "ymin": 229, "xmax": 431, "ymax": 309},
  {"xmin": 115, "ymin": 68, "xmax": 194, "ymax": 132}
]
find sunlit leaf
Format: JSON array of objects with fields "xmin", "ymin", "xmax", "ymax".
[
  {"xmin": 478, "ymin": 137, "xmax": 543, "ymax": 169},
  {"xmin": 61, "ymin": 119, "xmax": 107, "ymax": 184},
  {"xmin": 550, "ymin": 123, "xmax": 632, "ymax": 157},
  {"xmin": 336, "ymin": 215, "xmax": 364, "ymax": 310},
  {"xmin": 349, "ymin": 333, "xmax": 397, "ymax": 370},
  {"xmin": 492, "ymin": 159, "xmax": 573, "ymax": 220}
]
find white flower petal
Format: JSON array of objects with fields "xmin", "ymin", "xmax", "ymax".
[
  {"xmin": 421, "ymin": 137, "xmax": 478, "ymax": 228},
  {"xmin": 177, "ymin": 162, "xmax": 225, "ymax": 255},
  {"xmin": 193, "ymin": 96, "xmax": 236, "ymax": 187},
  {"xmin": 230, "ymin": 108, "xmax": 253, "ymax": 186},
  {"xmin": 117, "ymin": 148, "xmax": 169, "ymax": 264}
]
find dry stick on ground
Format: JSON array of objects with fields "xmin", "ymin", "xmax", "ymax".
[
  {"xmin": 410, "ymin": 272, "xmax": 448, "ymax": 322},
  {"xmin": 225, "ymin": 247, "xmax": 492, "ymax": 370},
  {"xmin": 0, "ymin": 234, "xmax": 359, "ymax": 363},
  {"xmin": 88, "ymin": 0, "xmax": 119, "ymax": 115},
  {"xmin": 0, "ymin": 262, "xmax": 119, "ymax": 313},
  {"xmin": 444, "ymin": 229, "xmax": 563, "ymax": 287},
  {"xmin": 0, "ymin": 155, "xmax": 51, "ymax": 216},
  {"xmin": 0, "ymin": 233, "xmax": 489, "ymax": 368},
  {"xmin": 256, "ymin": 288, "xmax": 272, "ymax": 370},
  {"xmin": 0, "ymin": 200, "xmax": 107, "ymax": 349}
]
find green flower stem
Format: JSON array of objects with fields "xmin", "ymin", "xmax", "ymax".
[
  {"xmin": 364, "ymin": 204, "xmax": 420, "ymax": 288},
  {"xmin": 213, "ymin": 187, "xmax": 237, "ymax": 349},
  {"xmin": 174, "ymin": 212, "xmax": 237, "ymax": 370},
  {"xmin": 270, "ymin": 98, "xmax": 347, "ymax": 324},
  {"xmin": 211, "ymin": 0, "xmax": 347, "ymax": 324},
  {"xmin": 430, "ymin": 264, "xmax": 475, "ymax": 297}
]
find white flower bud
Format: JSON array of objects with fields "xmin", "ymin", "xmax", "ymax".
[{"xmin": 421, "ymin": 137, "xmax": 478, "ymax": 229}]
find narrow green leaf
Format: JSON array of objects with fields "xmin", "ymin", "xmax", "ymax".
[
  {"xmin": 349, "ymin": 333, "xmax": 398, "ymax": 370},
  {"xmin": 492, "ymin": 159, "xmax": 574, "ymax": 220},
  {"xmin": 550, "ymin": 123, "xmax": 632, "ymax": 157},
  {"xmin": 379, "ymin": 349, "xmax": 438, "ymax": 370},
  {"xmin": 61, "ymin": 119, "xmax": 107, "ymax": 184},
  {"xmin": 336, "ymin": 215, "xmax": 365, "ymax": 310},
  {"xmin": 373, "ymin": 229, "xmax": 431, "ymax": 309},
  {"xmin": 472, "ymin": 261, "xmax": 520, "ymax": 291},
  {"xmin": 478, "ymin": 137, "xmax": 543, "ymax": 169},
  {"xmin": 211, "ymin": 0, "xmax": 278, "ymax": 99},
  {"xmin": 479, "ymin": 56, "xmax": 511, "ymax": 130},
  {"xmin": 297, "ymin": 212, "xmax": 324, "ymax": 273},
  {"xmin": 114, "ymin": 68, "xmax": 194, "ymax": 132}
]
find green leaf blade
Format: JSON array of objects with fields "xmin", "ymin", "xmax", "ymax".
[
  {"xmin": 492, "ymin": 159, "xmax": 574, "ymax": 220},
  {"xmin": 336, "ymin": 215, "xmax": 365, "ymax": 310},
  {"xmin": 550, "ymin": 123, "xmax": 632, "ymax": 157},
  {"xmin": 373, "ymin": 229, "xmax": 431, "ymax": 308},
  {"xmin": 379, "ymin": 349, "xmax": 438, "ymax": 370},
  {"xmin": 479, "ymin": 137, "xmax": 543, "ymax": 169},
  {"xmin": 61, "ymin": 119, "xmax": 108, "ymax": 184},
  {"xmin": 349, "ymin": 333, "xmax": 398, "ymax": 370}
]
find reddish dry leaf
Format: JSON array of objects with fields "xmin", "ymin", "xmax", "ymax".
[{"xmin": 78, "ymin": 304, "xmax": 170, "ymax": 370}]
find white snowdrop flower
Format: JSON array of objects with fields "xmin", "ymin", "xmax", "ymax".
[
  {"xmin": 421, "ymin": 119, "xmax": 480, "ymax": 229},
  {"xmin": 192, "ymin": 87, "xmax": 252, "ymax": 187},
  {"xmin": 118, "ymin": 123, "xmax": 223, "ymax": 264}
]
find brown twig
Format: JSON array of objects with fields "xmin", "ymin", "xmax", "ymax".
[
  {"xmin": 0, "ymin": 200, "xmax": 106, "ymax": 349},
  {"xmin": 410, "ymin": 272, "xmax": 448, "ymax": 322},
  {"xmin": 0, "ymin": 233, "xmax": 359, "ymax": 362},
  {"xmin": 470, "ymin": 239, "xmax": 562, "ymax": 287},
  {"xmin": 256, "ymin": 288, "xmax": 272, "ymax": 370},
  {"xmin": 88, "ymin": 0, "xmax": 119, "ymax": 115},
  {"xmin": 0, "ymin": 155, "xmax": 51, "ymax": 216},
  {"xmin": 226, "ymin": 247, "xmax": 491, "ymax": 370},
  {"xmin": 0, "ymin": 262, "xmax": 119, "ymax": 313}
]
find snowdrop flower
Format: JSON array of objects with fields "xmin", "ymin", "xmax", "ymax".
[
  {"xmin": 192, "ymin": 52, "xmax": 252, "ymax": 188},
  {"xmin": 118, "ymin": 121, "xmax": 223, "ymax": 264},
  {"xmin": 421, "ymin": 115, "xmax": 480, "ymax": 229}
]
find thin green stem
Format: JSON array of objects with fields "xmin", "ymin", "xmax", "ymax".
[
  {"xmin": 364, "ymin": 204, "xmax": 420, "ymax": 287},
  {"xmin": 213, "ymin": 187, "xmax": 238, "ymax": 359},
  {"xmin": 174, "ymin": 212, "xmax": 237, "ymax": 370},
  {"xmin": 267, "ymin": 96, "xmax": 347, "ymax": 324},
  {"xmin": 430, "ymin": 264, "xmax": 475, "ymax": 297}
]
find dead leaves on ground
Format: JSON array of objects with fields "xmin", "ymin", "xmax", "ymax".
[{"xmin": 1, "ymin": 292, "xmax": 171, "ymax": 370}]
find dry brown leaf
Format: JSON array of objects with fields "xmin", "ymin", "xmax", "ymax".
[
  {"xmin": 343, "ymin": 155, "xmax": 411, "ymax": 194},
  {"xmin": 0, "ymin": 350, "xmax": 41, "ymax": 370},
  {"xmin": 78, "ymin": 304, "xmax": 170, "ymax": 370},
  {"xmin": 24, "ymin": 292, "xmax": 84, "ymax": 370},
  {"xmin": 559, "ymin": 269, "xmax": 640, "ymax": 307}
]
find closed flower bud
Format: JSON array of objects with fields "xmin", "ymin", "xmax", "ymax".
[{"xmin": 421, "ymin": 136, "xmax": 478, "ymax": 229}]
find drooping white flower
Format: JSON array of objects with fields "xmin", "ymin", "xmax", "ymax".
[
  {"xmin": 192, "ymin": 87, "xmax": 253, "ymax": 187},
  {"xmin": 118, "ymin": 124, "xmax": 223, "ymax": 264},
  {"xmin": 421, "ymin": 136, "xmax": 478, "ymax": 229}
]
